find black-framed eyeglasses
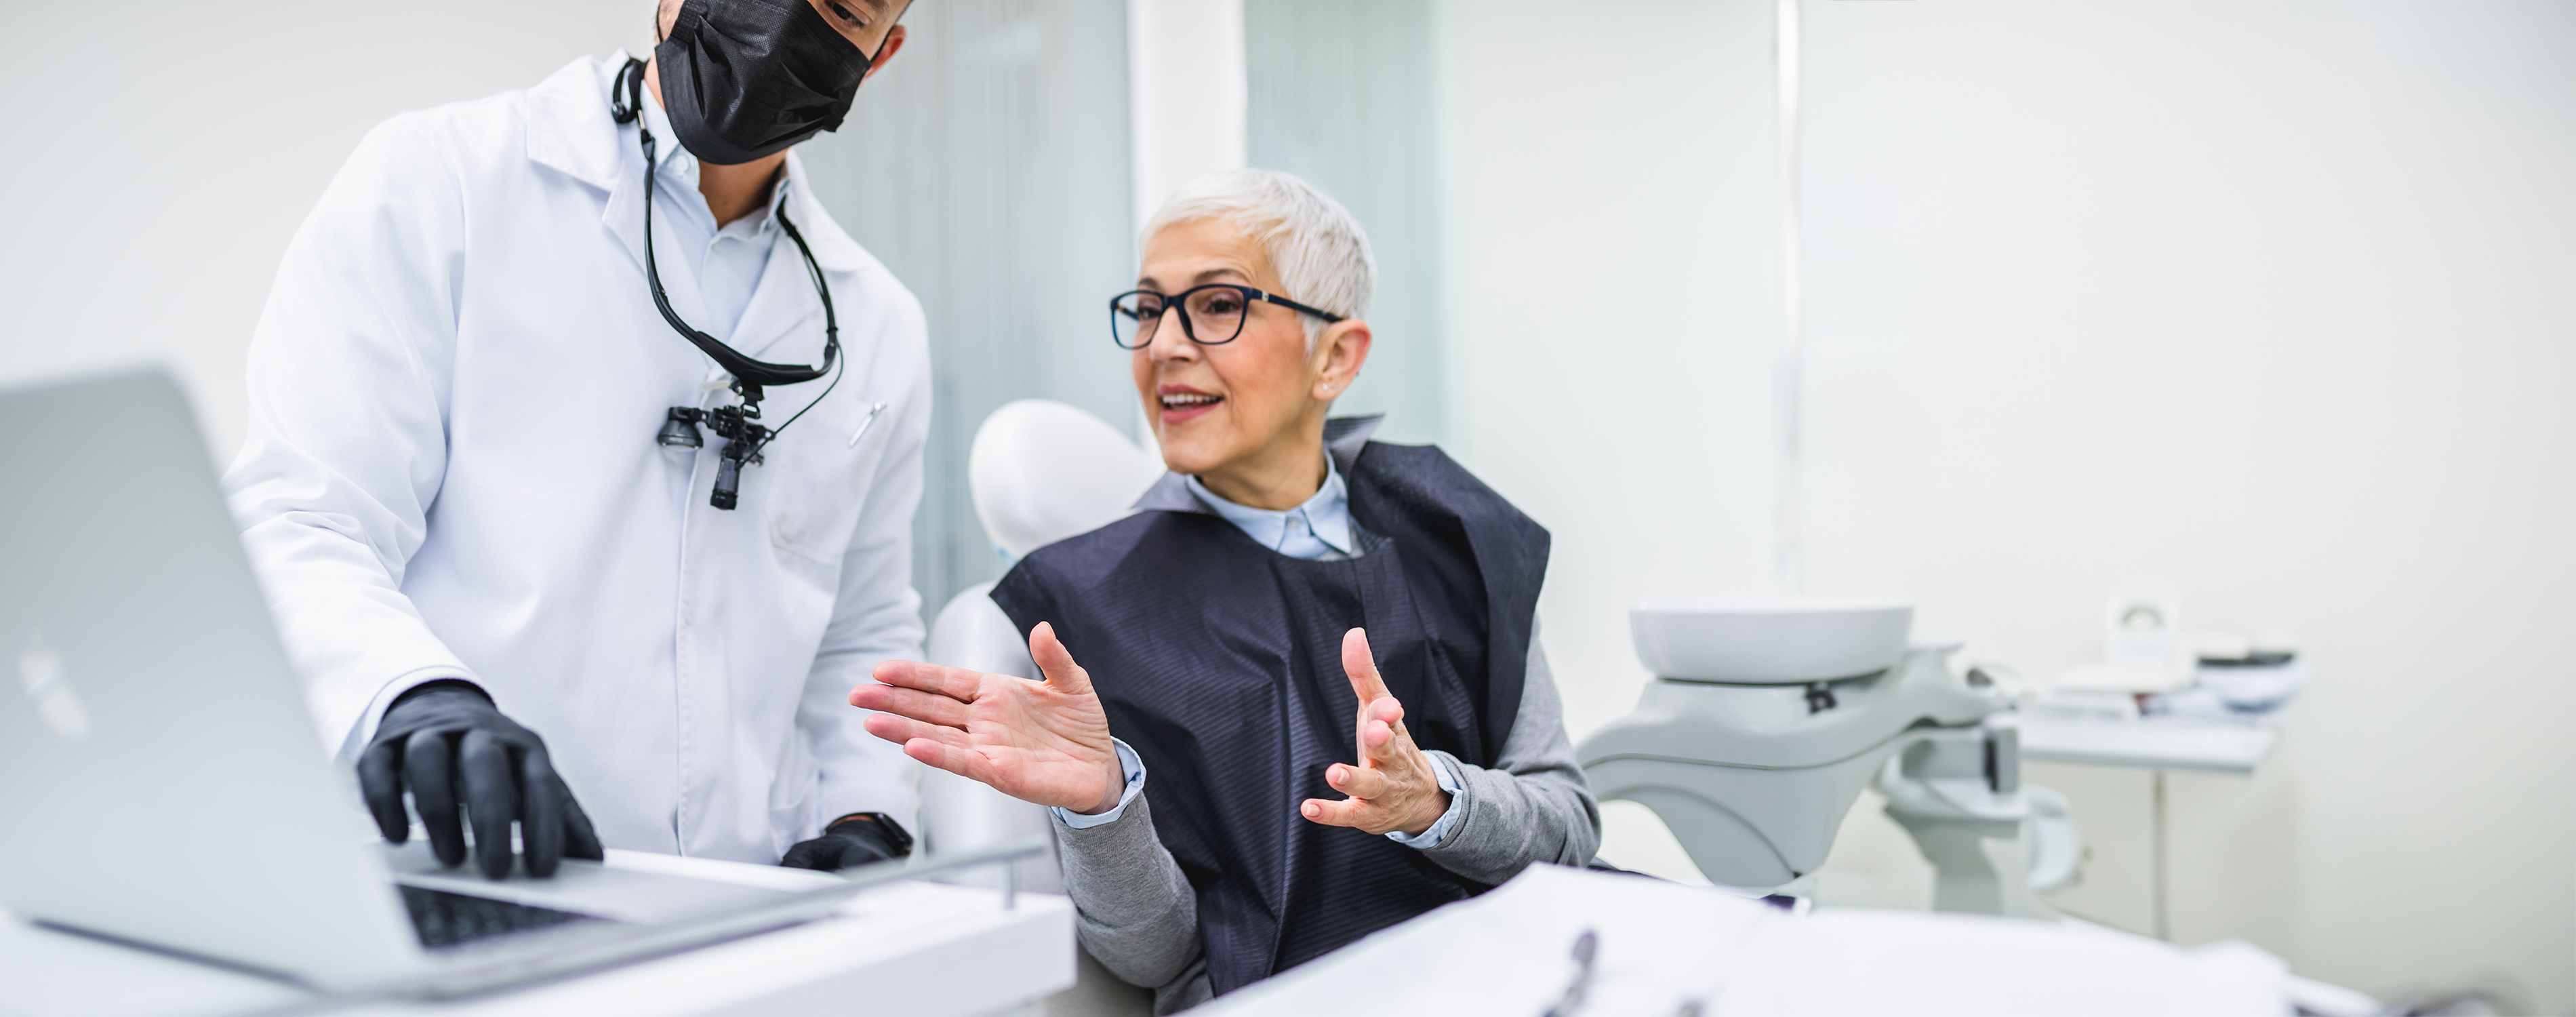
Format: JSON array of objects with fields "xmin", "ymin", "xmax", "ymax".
[{"xmin": 1109, "ymin": 284, "xmax": 1345, "ymax": 350}]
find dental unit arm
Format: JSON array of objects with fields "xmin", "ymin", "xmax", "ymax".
[{"xmin": 1576, "ymin": 604, "xmax": 2080, "ymax": 917}]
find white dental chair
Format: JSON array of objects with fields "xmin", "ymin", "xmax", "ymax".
[
  {"xmin": 912, "ymin": 400, "xmax": 1163, "ymax": 1017},
  {"xmin": 1577, "ymin": 603, "xmax": 2082, "ymax": 919}
]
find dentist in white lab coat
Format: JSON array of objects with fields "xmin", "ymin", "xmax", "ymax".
[{"xmin": 224, "ymin": 0, "xmax": 928, "ymax": 878}]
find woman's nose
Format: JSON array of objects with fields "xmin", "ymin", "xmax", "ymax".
[{"xmin": 1146, "ymin": 305, "xmax": 1198, "ymax": 361}]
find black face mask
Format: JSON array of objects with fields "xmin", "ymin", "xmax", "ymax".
[{"xmin": 655, "ymin": 0, "xmax": 877, "ymax": 165}]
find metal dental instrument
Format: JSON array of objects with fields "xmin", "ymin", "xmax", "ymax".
[{"xmin": 1540, "ymin": 928, "xmax": 1598, "ymax": 1017}]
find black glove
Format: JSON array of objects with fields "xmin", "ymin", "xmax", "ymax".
[
  {"xmin": 357, "ymin": 681, "xmax": 604, "ymax": 879},
  {"xmin": 780, "ymin": 812, "xmax": 914, "ymax": 872}
]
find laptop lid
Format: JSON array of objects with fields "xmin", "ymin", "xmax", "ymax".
[{"xmin": 0, "ymin": 368, "xmax": 426, "ymax": 988}]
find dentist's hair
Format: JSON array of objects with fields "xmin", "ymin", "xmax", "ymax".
[{"xmin": 1143, "ymin": 169, "xmax": 1375, "ymax": 349}]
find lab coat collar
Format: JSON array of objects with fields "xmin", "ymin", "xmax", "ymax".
[
  {"xmin": 691, "ymin": 157, "xmax": 859, "ymax": 361},
  {"xmin": 524, "ymin": 54, "xmax": 865, "ymax": 362},
  {"xmin": 603, "ymin": 112, "xmax": 711, "ymax": 345},
  {"xmin": 529, "ymin": 52, "xmax": 710, "ymax": 337},
  {"xmin": 1132, "ymin": 414, "xmax": 1387, "ymax": 513},
  {"xmin": 768, "ymin": 154, "xmax": 868, "ymax": 273},
  {"xmin": 525, "ymin": 54, "xmax": 868, "ymax": 262},
  {"xmin": 725, "ymin": 163, "xmax": 831, "ymax": 361},
  {"xmin": 524, "ymin": 54, "xmax": 625, "ymax": 193}
]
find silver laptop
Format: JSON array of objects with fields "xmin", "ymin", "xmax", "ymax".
[{"xmin": 0, "ymin": 368, "xmax": 866, "ymax": 999}]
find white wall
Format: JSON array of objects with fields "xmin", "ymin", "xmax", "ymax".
[
  {"xmin": 1245, "ymin": 0, "xmax": 1455, "ymax": 447},
  {"xmin": 0, "ymin": 1, "xmax": 653, "ymax": 459},
  {"xmin": 1798, "ymin": 3, "xmax": 2576, "ymax": 1008},
  {"xmin": 1128, "ymin": 0, "xmax": 1247, "ymax": 228},
  {"xmin": 1450, "ymin": 0, "xmax": 2576, "ymax": 1010},
  {"xmin": 1446, "ymin": 0, "xmax": 1785, "ymax": 743}
]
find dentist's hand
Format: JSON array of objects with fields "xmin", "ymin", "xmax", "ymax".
[
  {"xmin": 1300, "ymin": 629, "xmax": 1452, "ymax": 837},
  {"xmin": 358, "ymin": 681, "xmax": 605, "ymax": 879},
  {"xmin": 853, "ymin": 622, "xmax": 1127, "ymax": 816},
  {"xmin": 780, "ymin": 812, "xmax": 913, "ymax": 872}
]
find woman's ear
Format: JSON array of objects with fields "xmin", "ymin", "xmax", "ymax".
[{"xmin": 1311, "ymin": 319, "xmax": 1373, "ymax": 401}]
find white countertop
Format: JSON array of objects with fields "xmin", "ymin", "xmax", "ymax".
[
  {"xmin": 2016, "ymin": 713, "xmax": 2278, "ymax": 774},
  {"xmin": 0, "ymin": 862, "xmax": 1072, "ymax": 1017}
]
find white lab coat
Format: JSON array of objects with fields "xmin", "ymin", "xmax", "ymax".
[{"xmin": 222, "ymin": 56, "xmax": 928, "ymax": 864}]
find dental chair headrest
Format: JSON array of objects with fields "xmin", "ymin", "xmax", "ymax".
[{"xmin": 970, "ymin": 399, "xmax": 1166, "ymax": 559}]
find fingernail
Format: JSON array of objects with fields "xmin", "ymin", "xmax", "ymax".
[{"xmin": 1303, "ymin": 802, "xmax": 1319, "ymax": 817}]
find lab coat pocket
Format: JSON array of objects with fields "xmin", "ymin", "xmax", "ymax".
[
  {"xmin": 768, "ymin": 727, "xmax": 820, "ymax": 857},
  {"xmin": 761, "ymin": 395, "xmax": 887, "ymax": 572}
]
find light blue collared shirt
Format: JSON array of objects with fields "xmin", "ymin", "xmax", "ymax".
[
  {"xmin": 637, "ymin": 88, "xmax": 791, "ymax": 341},
  {"xmin": 1053, "ymin": 454, "xmax": 1467, "ymax": 850},
  {"xmin": 1183, "ymin": 459, "xmax": 1356, "ymax": 560}
]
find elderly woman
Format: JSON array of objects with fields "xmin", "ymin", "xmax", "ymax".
[{"xmin": 853, "ymin": 169, "xmax": 1598, "ymax": 1010}]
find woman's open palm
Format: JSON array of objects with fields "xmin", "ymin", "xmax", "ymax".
[{"xmin": 853, "ymin": 622, "xmax": 1127, "ymax": 816}]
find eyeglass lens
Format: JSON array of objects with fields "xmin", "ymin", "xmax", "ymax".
[{"xmin": 1112, "ymin": 287, "xmax": 1253, "ymax": 349}]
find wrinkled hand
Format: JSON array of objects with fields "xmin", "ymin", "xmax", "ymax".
[
  {"xmin": 358, "ymin": 681, "xmax": 605, "ymax": 879},
  {"xmin": 1300, "ymin": 629, "xmax": 1452, "ymax": 837},
  {"xmin": 852, "ymin": 622, "xmax": 1126, "ymax": 816}
]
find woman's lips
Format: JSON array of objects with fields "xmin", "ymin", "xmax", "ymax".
[{"xmin": 1159, "ymin": 390, "xmax": 1222, "ymax": 424}]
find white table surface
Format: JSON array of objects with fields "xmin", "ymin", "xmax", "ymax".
[
  {"xmin": 0, "ymin": 861, "xmax": 1073, "ymax": 1017},
  {"xmin": 2016, "ymin": 713, "xmax": 2279, "ymax": 774},
  {"xmin": 1202, "ymin": 864, "xmax": 2290, "ymax": 1016}
]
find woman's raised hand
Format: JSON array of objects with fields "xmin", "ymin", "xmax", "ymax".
[
  {"xmin": 853, "ymin": 622, "xmax": 1127, "ymax": 816},
  {"xmin": 1300, "ymin": 628, "xmax": 1453, "ymax": 837}
]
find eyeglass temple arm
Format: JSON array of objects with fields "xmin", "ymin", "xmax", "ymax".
[{"xmin": 1251, "ymin": 290, "xmax": 1345, "ymax": 323}]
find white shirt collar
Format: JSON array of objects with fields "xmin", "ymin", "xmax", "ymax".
[{"xmin": 637, "ymin": 86, "xmax": 792, "ymax": 235}]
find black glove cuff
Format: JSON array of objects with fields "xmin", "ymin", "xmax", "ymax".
[
  {"xmin": 823, "ymin": 812, "xmax": 914, "ymax": 858},
  {"xmin": 388, "ymin": 679, "xmax": 492, "ymax": 713}
]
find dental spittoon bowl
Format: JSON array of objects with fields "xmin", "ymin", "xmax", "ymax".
[{"xmin": 1629, "ymin": 601, "xmax": 1914, "ymax": 683}]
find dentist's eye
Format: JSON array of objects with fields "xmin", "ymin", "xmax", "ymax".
[{"xmin": 827, "ymin": 2, "xmax": 862, "ymax": 26}]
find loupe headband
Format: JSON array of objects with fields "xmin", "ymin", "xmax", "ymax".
[{"xmin": 613, "ymin": 58, "xmax": 840, "ymax": 393}]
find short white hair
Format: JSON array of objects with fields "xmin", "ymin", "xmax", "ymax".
[{"xmin": 1142, "ymin": 169, "xmax": 1375, "ymax": 346}]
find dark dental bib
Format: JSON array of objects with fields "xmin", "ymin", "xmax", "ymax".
[{"xmin": 990, "ymin": 417, "xmax": 1550, "ymax": 994}]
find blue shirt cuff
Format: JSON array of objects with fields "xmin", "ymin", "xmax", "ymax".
[
  {"xmin": 1384, "ymin": 753, "xmax": 1465, "ymax": 850},
  {"xmin": 1052, "ymin": 738, "xmax": 1146, "ymax": 830}
]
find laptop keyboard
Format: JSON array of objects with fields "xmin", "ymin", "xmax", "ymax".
[{"xmin": 398, "ymin": 885, "xmax": 600, "ymax": 949}]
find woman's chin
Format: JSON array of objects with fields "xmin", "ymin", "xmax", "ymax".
[
  {"xmin": 1154, "ymin": 418, "xmax": 1232, "ymax": 469},
  {"xmin": 1157, "ymin": 449, "xmax": 1218, "ymax": 477},
  {"xmin": 1154, "ymin": 435, "xmax": 1237, "ymax": 479}
]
